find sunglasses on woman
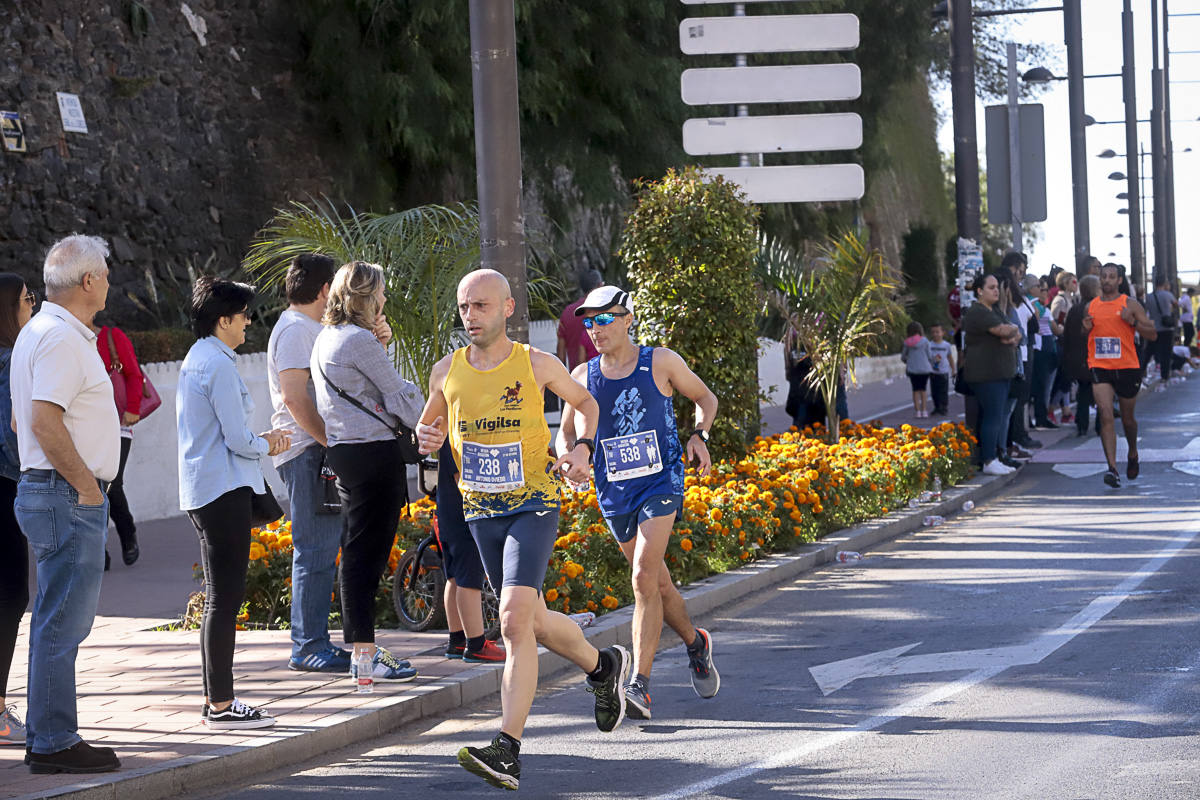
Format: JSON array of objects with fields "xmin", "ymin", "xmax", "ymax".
[
  {"xmin": 22, "ymin": 291, "xmax": 36, "ymax": 306},
  {"xmin": 581, "ymin": 311, "xmax": 630, "ymax": 330}
]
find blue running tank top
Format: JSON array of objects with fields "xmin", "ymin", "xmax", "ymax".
[{"xmin": 588, "ymin": 346, "xmax": 685, "ymax": 518}]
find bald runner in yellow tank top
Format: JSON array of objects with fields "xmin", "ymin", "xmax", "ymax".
[
  {"xmin": 443, "ymin": 343, "xmax": 557, "ymax": 520},
  {"xmin": 415, "ymin": 269, "xmax": 633, "ymax": 790}
]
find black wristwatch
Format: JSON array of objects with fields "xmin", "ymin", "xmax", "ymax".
[
  {"xmin": 689, "ymin": 429, "xmax": 710, "ymax": 443},
  {"xmin": 574, "ymin": 437, "xmax": 596, "ymax": 463}
]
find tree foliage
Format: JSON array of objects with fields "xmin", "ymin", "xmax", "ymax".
[
  {"xmin": 617, "ymin": 167, "xmax": 761, "ymax": 462},
  {"xmin": 762, "ymin": 230, "xmax": 907, "ymax": 442}
]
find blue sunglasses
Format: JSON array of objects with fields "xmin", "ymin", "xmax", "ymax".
[{"xmin": 581, "ymin": 312, "xmax": 630, "ymax": 329}]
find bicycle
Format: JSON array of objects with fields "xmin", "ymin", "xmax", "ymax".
[{"xmin": 392, "ymin": 457, "xmax": 501, "ymax": 639}]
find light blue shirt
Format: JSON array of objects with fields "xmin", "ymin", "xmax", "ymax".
[{"xmin": 177, "ymin": 336, "xmax": 268, "ymax": 511}]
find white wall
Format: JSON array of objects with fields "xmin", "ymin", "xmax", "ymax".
[{"xmin": 125, "ymin": 330, "xmax": 903, "ymax": 522}]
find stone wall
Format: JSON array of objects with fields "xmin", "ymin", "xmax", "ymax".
[{"xmin": 0, "ymin": 1, "xmax": 337, "ymax": 324}]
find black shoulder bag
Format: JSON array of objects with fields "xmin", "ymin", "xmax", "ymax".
[{"xmin": 316, "ymin": 363, "xmax": 423, "ymax": 464}]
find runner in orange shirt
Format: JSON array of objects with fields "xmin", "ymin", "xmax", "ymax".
[{"xmin": 1083, "ymin": 263, "xmax": 1157, "ymax": 487}]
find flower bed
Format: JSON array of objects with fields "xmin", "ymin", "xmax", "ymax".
[{"xmin": 199, "ymin": 421, "xmax": 974, "ymax": 628}]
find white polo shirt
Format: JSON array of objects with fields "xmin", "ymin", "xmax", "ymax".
[{"xmin": 11, "ymin": 302, "xmax": 121, "ymax": 481}]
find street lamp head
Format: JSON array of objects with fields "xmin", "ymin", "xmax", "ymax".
[
  {"xmin": 1115, "ymin": 233, "xmax": 1126, "ymax": 238},
  {"xmin": 1022, "ymin": 67, "xmax": 1058, "ymax": 84},
  {"xmin": 1118, "ymin": 208, "xmax": 1130, "ymax": 215},
  {"xmin": 1108, "ymin": 252, "xmax": 1117, "ymax": 257},
  {"xmin": 1107, "ymin": 171, "xmax": 1127, "ymax": 181},
  {"xmin": 1084, "ymin": 114, "xmax": 1097, "ymax": 126},
  {"xmin": 1098, "ymin": 149, "xmax": 1118, "ymax": 159},
  {"xmin": 1116, "ymin": 192, "xmax": 1129, "ymax": 200}
]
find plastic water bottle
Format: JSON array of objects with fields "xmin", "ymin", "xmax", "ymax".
[
  {"xmin": 918, "ymin": 491, "xmax": 932, "ymax": 503},
  {"xmin": 908, "ymin": 498, "xmax": 920, "ymax": 509},
  {"xmin": 569, "ymin": 611, "xmax": 596, "ymax": 629},
  {"xmin": 354, "ymin": 648, "xmax": 374, "ymax": 694},
  {"xmin": 922, "ymin": 515, "xmax": 945, "ymax": 527},
  {"xmin": 931, "ymin": 477, "xmax": 943, "ymax": 501},
  {"xmin": 961, "ymin": 500, "xmax": 975, "ymax": 512},
  {"xmin": 836, "ymin": 551, "xmax": 862, "ymax": 562}
]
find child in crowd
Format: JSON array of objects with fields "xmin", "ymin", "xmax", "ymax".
[
  {"xmin": 901, "ymin": 321, "xmax": 933, "ymax": 418},
  {"xmin": 927, "ymin": 322, "xmax": 955, "ymax": 416}
]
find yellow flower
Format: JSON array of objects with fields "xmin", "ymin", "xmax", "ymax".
[{"xmin": 248, "ymin": 542, "xmax": 266, "ymax": 561}]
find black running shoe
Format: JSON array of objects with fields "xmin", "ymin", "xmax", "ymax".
[
  {"xmin": 1104, "ymin": 469, "xmax": 1121, "ymax": 488},
  {"xmin": 586, "ymin": 645, "xmax": 630, "ymax": 732},
  {"xmin": 625, "ymin": 682, "xmax": 652, "ymax": 721},
  {"xmin": 458, "ymin": 735, "xmax": 520, "ymax": 791},
  {"xmin": 1127, "ymin": 457, "xmax": 1140, "ymax": 480},
  {"xmin": 688, "ymin": 628, "xmax": 721, "ymax": 699}
]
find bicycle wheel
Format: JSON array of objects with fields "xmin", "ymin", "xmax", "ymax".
[
  {"xmin": 482, "ymin": 575, "xmax": 501, "ymax": 641},
  {"xmin": 392, "ymin": 549, "xmax": 447, "ymax": 632}
]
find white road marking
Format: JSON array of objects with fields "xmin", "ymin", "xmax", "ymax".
[
  {"xmin": 1172, "ymin": 461, "xmax": 1200, "ymax": 477},
  {"xmin": 1052, "ymin": 464, "xmax": 1112, "ymax": 479},
  {"xmin": 648, "ymin": 527, "xmax": 1199, "ymax": 800}
]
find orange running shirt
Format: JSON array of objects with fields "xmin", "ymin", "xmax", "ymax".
[{"xmin": 1086, "ymin": 294, "xmax": 1140, "ymax": 370}]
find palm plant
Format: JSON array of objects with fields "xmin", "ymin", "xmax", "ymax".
[
  {"xmin": 242, "ymin": 199, "xmax": 481, "ymax": 386},
  {"xmin": 761, "ymin": 230, "xmax": 907, "ymax": 442}
]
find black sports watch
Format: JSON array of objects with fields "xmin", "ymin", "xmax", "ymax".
[
  {"xmin": 689, "ymin": 429, "xmax": 710, "ymax": 443},
  {"xmin": 574, "ymin": 437, "xmax": 596, "ymax": 463}
]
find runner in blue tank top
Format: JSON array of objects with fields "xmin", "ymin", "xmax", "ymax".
[{"xmin": 558, "ymin": 286, "xmax": 722, "ymax": 721}]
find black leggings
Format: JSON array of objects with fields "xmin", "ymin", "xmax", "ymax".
[
  {"xmin": 107, "ymin": 437, "xmax": 136, "ymax": 549},
  {"xmin": 0, "ymin": 476, "xmax": 27, "ymax": 698},
  {"xmin": 327, "ymin": 440, "xmax": 407, "ymax": 644},
  {"xmin": 187, "ymin": 486, "xmax": 252, "ymax": 704}
]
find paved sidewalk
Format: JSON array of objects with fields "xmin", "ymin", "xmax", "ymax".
[{"xmin": 0, "ymin": 383, "xmax": 1031, "ymax": 800}]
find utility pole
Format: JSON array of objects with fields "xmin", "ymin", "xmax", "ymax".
[
  {"xmin": 1149, "ymin": 0, "xmax": 1168, "ymax": 287},
  {"xmin": 1121, "ymin": 0, "xmax": 1144, "ymax": 289},
  {"xmin": 949, "ymin": 0, "xmax": 981, "ymax": 244},
  {"xmin": 1162, "ymin": 0, "xmax": 1179, "ymax": 289},
  {"xmin": 1063, "ymin": 0, "xmax": 1089, "ymax": 260},
  {"xmin": 468, "ymin": 0, "xmax": 529, "ymax": 343},
  {"xmin": 1006, "ymin": 43, "xmax": 1023, "ymax": 253}
]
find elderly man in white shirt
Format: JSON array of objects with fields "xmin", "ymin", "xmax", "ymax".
[{"xmin": 11, "ymin": 235, "xmax": 121, "ymax": 775}]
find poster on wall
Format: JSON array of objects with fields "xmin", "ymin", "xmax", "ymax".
[
  {"xmin": 0, "ymin": 111, "xmax": 25, "ymax": 152},
  {"xmin": 56, "ymin": 92, "xmax": 88, "ymax": 134}
]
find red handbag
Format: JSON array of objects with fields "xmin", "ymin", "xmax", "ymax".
[{"xmin": 105, "ymin": 328, "xmax": 161, "ymax": 420}]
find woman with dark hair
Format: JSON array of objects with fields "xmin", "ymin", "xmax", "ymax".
[
  {"xmin": 177, "ymin": 276, "xmax": 292, "ymax": 731},
  {"xmin": 91, "ymin": 316, "xmax": 145, "ymax": 570},
  {"xmin": 0, "ymin": 273, "xmax": 36, "ymax": 745},
  {"xmin": 962, "ymin": 273, "xmax": 1020, "ymax": 475},
  {"xmin": 312, "ymin": 261, "xmax": 424, "ymax": 686}
]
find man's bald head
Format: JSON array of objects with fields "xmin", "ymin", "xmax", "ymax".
[{"xmin": 458, "ymin": 268, "xmax": 511, "ymax": 301}]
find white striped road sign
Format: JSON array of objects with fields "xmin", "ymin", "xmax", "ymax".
[
  {"xmin": 681, "ymin": 63, "xmax": 861, "ymax": 105},
  {"xmin": 706, "ymin": 164, "xmax": 865, "ymax": 203},
  {"xmin": 683, "ymin": 113, "xmax": 862, "ymax": 156},
  {"xmin": 680, "ymin": 14, "xmax": 859, "ymax": 55}
]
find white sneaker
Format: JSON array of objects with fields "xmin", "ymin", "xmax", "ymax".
[{"xmin": 982, "ymin": 459, "xmax": 1014, "ymax": 476}]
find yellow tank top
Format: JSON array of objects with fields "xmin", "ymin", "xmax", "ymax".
[{"xmin": 444, "ymin": 342, "xmax": 558, "ymax": 520}]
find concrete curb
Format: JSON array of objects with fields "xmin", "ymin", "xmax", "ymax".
[{"xmin": 27, "ymin": 470, "xmax": 1017, "ymax": 800}]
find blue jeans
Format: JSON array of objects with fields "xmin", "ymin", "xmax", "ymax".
[
  {"xmin": 15, "ymin": 470, "xmax": 108, "ymax": 754},
  {"xmin": 969, "ymin": 380, "xmax": 1011, "ymax": 467},
  {"xmin": 278, "ymin": 446, "xmax": 342, "ymax": 660}
]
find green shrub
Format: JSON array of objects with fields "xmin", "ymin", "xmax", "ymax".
[{"xmin": 617, "ymin": 166, "xmax": 762, "ymax": 461}]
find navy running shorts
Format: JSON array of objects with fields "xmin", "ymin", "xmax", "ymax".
[
  {"xmin": 467, "ymin": 508, "xmax": 559, "ymax": 591},
  {"xmin": 434, "ymin": 442, "xmax": 486, "ymax": 590},
  {"xmin": 605, "ymin": 494, "xmax": 683, "ymax": 544}
]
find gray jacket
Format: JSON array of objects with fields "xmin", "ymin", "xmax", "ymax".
[{"xmin": 901, "ymin": 336, "xmax": 934, "ymax": 375}]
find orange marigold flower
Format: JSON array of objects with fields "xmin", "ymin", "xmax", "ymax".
[
  {"xmin": 545, "ymin": 588, "xmax": 559, "ymax": 602},
  {"xmin": 680, "ymin": 538, "xmax": 694, "ymax": 551},
  {"xmin": 601, "ymin": 595, "xmax": 619, "ymax": 610}
]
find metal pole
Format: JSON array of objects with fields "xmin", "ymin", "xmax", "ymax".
[
  {"xmin": 1121, "ymin": 1, "xmax": 1144, "ymax": 288},
  {"xmin": 1163, "ymin": 0, "xmax": 1179, "ymax": 289},
  {"xmin": 1150, "ymin": 0, "xmax": 1168, "ymax": 286},
  {"xmin": 949, "ymin": 0, "xmax": 981, "ymax": 243},
  {"xmin": 1141, "ymin": 143, "xmax": 1150, "ymax": 286},
  {"xmin": 468, "ymin": 0, "xmax": 529, "ymax": 343},
  {"xmin": 1006, "ymin": 43, "xmax": 1023, "ymax": 253},
  {"xmin": 734, "ymin": 3, "xmax": 751, "ymax": 168},
  {"xmin": 1063, "ymin": 0, "xmax": 1090, "ymax": 259}
]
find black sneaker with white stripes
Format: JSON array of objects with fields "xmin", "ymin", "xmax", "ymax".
[
  {"xmin": 205, "ymin": 699, "xmax": 276, "ymax": 731},
  {"xmin": 458, "ymin": 734, "xmax": 520, "ymax": 791}
]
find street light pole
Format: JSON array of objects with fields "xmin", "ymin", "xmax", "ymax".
[
  {"xmin": 1121, "ymin": 0, "xmax": 1144, "ymax": 288},
  {"xmin": 949, "ymin": 0, "xmax": 981, "ymax": 244},
  {"xmin": 1150, "ymin": 0, "xmax": 1168, "ymax": 286},
  {"xmin": 1006, "ymin": 42, "xmax": 1023, "ymax": 252},
  {"xmin": 468, "ymin": 0, "xmax": 529, "ymax": 343},
  {"xmin": 1163, "ymin": 0, "xmax": 1179, "ymax": 288},
  {"xmin": 1063, "ymin": 0, "xmax": 1090, "ymax": 259}
]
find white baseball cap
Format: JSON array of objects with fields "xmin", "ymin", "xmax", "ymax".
[{"xmin": 574, "ymin": 285, "xmax": 633, "ymax": 316}]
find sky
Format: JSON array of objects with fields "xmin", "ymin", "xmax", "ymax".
[{"xmin": 934, "ymin": 1, "xmax": 1200, "ymax": 285}]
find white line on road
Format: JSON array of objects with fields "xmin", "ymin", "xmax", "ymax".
[{"xmin": 648, "ymin": 526, "xmax": 1199, "ymax": 800}]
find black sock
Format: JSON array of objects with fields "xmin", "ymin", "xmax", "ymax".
[
  {"xmin": 466, "ymin": 634, "xmax": 486, "ymax": 653},
  {"xmin": 632, "ymin": 672, "xmax": 650, "ymax": 691},
  {"xmin": 496, "ymin": 731, "xmax": 521, "ymax": 756},
  {"xmin": 448, "ymin": 630, "xmax": 466, "ymax": 650},
  {"xmin": 687, "ymin": 631, "xmax": 706, "ymax": 653},
  {"xmin": 587, "ymin": 649, "xmax": 613, "ymax": 682}
]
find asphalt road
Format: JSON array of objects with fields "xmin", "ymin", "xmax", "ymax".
[{"xmin": 188, "ymin": 379, "xmax": 1200, "ymax": 800}]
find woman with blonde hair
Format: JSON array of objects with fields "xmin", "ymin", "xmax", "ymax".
[{"xmin": 312, "ymin": 261, "xmax": 425, "ymax": 686}]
